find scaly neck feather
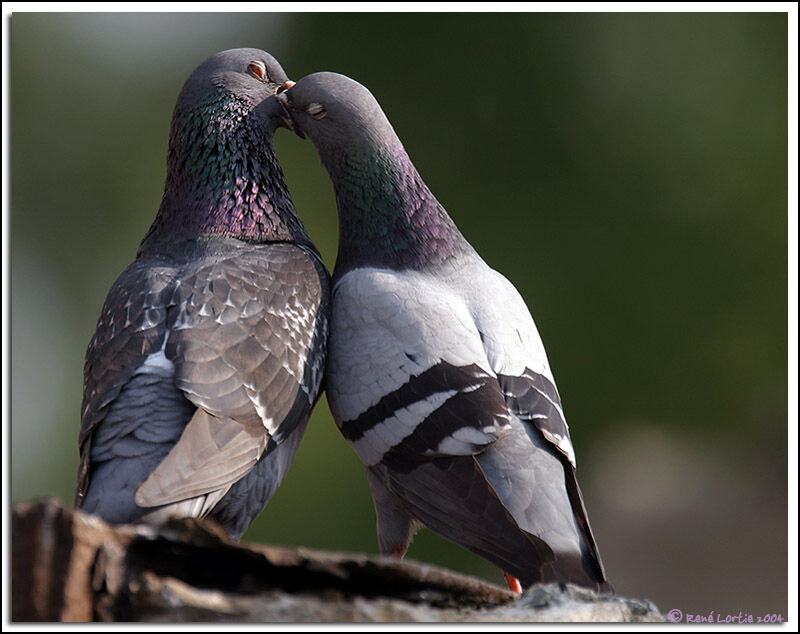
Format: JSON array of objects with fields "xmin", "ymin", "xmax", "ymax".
[{"xmin": 139, "ymin": 90, "xmax": 311, "ymax": 256}]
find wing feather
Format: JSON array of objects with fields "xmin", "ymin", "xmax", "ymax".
[{"xmin": 78, "ymin": 242, "xmax": 329, "ymax": 529}]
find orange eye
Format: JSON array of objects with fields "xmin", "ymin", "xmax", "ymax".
[{"xmin": 247, "ymin": 60, "xmax": 267, "ymax": 82}]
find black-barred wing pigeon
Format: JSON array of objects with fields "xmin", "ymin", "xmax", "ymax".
[
  {"xmin": 75, "ymin": 49, "xmax": 330, "ymax": 540},
  {"xmin": 277, "ymin": 72, "xmax": 609, "ymax": 592}
]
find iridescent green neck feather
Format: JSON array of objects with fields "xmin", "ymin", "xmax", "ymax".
[
  {"xmin": 139, "ymin": 90, "xmax": 311, "ymax": 257},
  {"xmin": 327, "ymin": 136, "xmax": 472, "ymax": 278}
]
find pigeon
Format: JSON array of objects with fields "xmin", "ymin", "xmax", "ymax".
[
  {"xmin": 75, "ymin": 49, "xmax": 330, "ymax": 540},
  {"xmin": 277, "ymin": 72, "xmax": 609, "ymax": 592}
]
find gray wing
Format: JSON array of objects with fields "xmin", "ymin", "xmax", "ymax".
[
  {"xmin": 338, "ymin": 360, "xmax": 556, "ymax": 586},
  {"xmin": 327, "ymin": 268, "xmax": 564, "ymax": 585},
  {"xmin": 372, "ymin": 456, "xmax": 556, "ymax": 586},
  {"xmin": 76, "ymin": 258, "xmax": 177, "ymax": 509},
  {"xmin": 327, "ymin": 263, "xmax": 608, "ymax": 590},
  {"xmin": 494, "ymin": 369, "xmax": 610, "ymax": 591},
  {"xmin": 135, "ymin": 244, "xmax": 328, "ymax": 511},
  {"xmin": 77, "ymin": 243, "xmax": 328, "ymax": 533}
]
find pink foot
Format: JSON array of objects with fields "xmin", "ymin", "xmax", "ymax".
[
  {"xmin": 503, "ymin": 572, "xmax": 523, "ymax": 594},
  {"xmin": 389, "ymin": 542, "xmax": 408, "ymax": 558}
]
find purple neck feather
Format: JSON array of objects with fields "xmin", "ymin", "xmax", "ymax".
[
  {"xmin": 328, "ymin": 136, "xmax": 472, "ymax": 277},
  {"xmin": 139, "ymin": 93, "xmax": 310, "ymax": 257}
]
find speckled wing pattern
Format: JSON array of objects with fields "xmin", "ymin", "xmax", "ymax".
[{"xmin": 76, "ymin": 241, "xmax": 328, "ymax": 536}]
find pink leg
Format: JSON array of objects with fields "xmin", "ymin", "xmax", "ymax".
[
  {"xmin": 389, "ymin": 542, "xmax": 409, "ymax": 558},
  {"xmin": 503, "ymin": 572, "xmax": 523, "ymax": 594}
]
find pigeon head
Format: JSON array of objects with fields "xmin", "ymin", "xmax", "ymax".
[
  {"xmin": 170, "ymin": 49, "xmax": 297, "ymax": 146},
  {"xmin": 279, "ymin": 71, "xmax": 470, "ymax": 275},
  {"xmin": 140, "ymin": 49, "xmax": 311, "ymax": 255},
  {"xmin": 176, "ymin": 48, "xmax": 293, "ymax": 115},
  {"xmin": 278, "ymin": 72, "xmax": 400, "ymax": 155}
]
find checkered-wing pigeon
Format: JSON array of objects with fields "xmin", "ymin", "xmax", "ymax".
[{"xmin": 75, "ymin": 50, "xmax": 329, "ymax": 540}]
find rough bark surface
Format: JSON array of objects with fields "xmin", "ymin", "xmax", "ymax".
[{"xmin": 11, "ymin": 498, "xmax": 664, "ymax": 623}]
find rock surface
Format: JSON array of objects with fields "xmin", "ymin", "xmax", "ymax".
[{"xmin": 11, "ymin": 498, "xmax": 663, "ymax": 622}]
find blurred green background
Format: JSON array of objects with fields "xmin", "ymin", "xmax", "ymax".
[{"xmin": 10, "ymin": 12, "xmax": 788, "ymax": 617}]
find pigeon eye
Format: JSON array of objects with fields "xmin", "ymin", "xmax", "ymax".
[
  {"xmin": 247, "ymin": 60, "xmax": 267, "ymax": 82},
  {"xmin": 306, "ymin": 103, "xmax": 327, "ymax": 120}
]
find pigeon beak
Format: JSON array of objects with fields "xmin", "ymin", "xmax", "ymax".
[{"xmin": 275, "ymin": 90, "xmax": 305, "ymax": 139}]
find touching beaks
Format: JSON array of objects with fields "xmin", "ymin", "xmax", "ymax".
[
  {"xmin": 275, "ymin": 90, "xmax": 305, "ymax": 139},
  {"xmin": 276, "ymin": 80, "xmax": 295, "ymax": 95}
]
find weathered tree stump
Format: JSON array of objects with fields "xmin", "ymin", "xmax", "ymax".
[{"xmin": 11, "ymin": 497, "xmax": 663, "ymax": 622}]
